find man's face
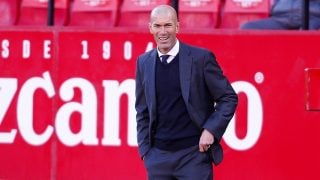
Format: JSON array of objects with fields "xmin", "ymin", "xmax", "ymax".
[{"xmin": 149, "ymin": 14, "xmax": 179, "ymax": 54}]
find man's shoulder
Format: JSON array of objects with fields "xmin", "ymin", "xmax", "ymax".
[
  {"xmin": 139, "ymin": 49, "xmax": 155, "ymax": 59},
  {"xmin": 181, "ymin": 42, "xmax": 213, "ymax": 55},
  {"xmin": 137, "ymin": 49, "xmax": 156, "ymax": 65}
]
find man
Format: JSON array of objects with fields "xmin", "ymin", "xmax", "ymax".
[
  {"xmin": 241, "ymin": 0, "xmax": 320, "ymax": 30},
  {"xmin": 135, "ymin": 5, "xmax": 238, "ymax": 180}
]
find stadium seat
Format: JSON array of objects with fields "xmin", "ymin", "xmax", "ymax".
[
  {"xmin": 118, "ymin": 0, "xmax": 171, "ymax": 28},
  {"xmin": 220, "ymin": 0, "xmax": 270, "ymax": 29},
  {"xmin": 179, "ymin": 0, "xmax": 222, "ymax": 29},
  {"xmin": 0, "ymin": 0, "xmax": 20, "ymax": 26},
  {"xmin": 69, "ymin": 0, "xmax": 120, "ymax": 27},
  {"xmin": 18, "ymin": 0, "xmax": 70, "ymax": 26}
]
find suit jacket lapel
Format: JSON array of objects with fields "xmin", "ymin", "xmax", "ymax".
[
  {"xmin": 146, "ymin": 49, "xmax": 157, "ymax": 121},
  {"xmin": 179, "ymin": 43, "xmax": 192, "ymax": 104}
]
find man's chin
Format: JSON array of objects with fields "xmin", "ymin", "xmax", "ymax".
[
  {"xmin": 158, "ymin": 44, "xmax": 170, "ymax": 50},
  {"xmin": 158, "ymin": 48, "xmax": 169, "ymax": 53}
]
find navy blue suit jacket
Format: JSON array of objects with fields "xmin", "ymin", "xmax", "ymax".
[{"xmin": 135, "ymin": 42, "xmax": 238, "ymax": 165}]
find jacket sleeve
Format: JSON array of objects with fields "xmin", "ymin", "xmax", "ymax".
[
  {"xmin": 135, "ymin": 56, "xmax": 151, "ymax": 159},
  {"xmin": 202, "ymin": 51, "xmax": 238, "ymax": 141}
]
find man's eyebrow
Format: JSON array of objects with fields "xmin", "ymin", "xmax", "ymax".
[{"xmin": 153, "ymin": 23, "xmax": 173, "ymax": 26}]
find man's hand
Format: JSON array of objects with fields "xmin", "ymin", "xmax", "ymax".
[{"xmin": 199, "ymin": 129, "xmax": 214, "ymax": 152}]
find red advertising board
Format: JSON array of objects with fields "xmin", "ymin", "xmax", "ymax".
[
  {"xmin": 0, "ymin": 29, "xmax": 54, "ymax": 179},
  {"xmin": 1, "ymin": 28, "xmax": 320, "ymax": 180}
]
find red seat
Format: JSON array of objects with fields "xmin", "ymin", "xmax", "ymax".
[
  {"xmin": 0, "ymin": 0, "xmax": 20, "ymax": 26},
  {"xmin": 220, "ymin": 0, "xmax": 270, "ymax": 29},
  {"xmin": 179, "ymin": 0, "xmax": 222, "ymax": 29},
  {"xmin": 69, "ymin": 0, "xmax": 120, "ymax": 27},
  {"xmin": 18, "ymin": 0, "xmax": 70, "ymax": 26},
  {"xmin": 118, "ymin": 0, "xmax": 171, "ymax": 28}
]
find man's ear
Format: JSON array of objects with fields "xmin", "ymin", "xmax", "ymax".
[
  {"xmin": 176, "ymin": 22, "xmax": 180, "ymax": 33},
  {"xmin": 149, "ymin": 22, "xmax": 153, "ymax": 34}
]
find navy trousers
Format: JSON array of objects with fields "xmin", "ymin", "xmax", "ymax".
[{"xmin": 143, "ymin": 145, "xmax": 213, "ymax": 180}]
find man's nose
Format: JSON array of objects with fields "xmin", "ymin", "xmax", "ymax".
[{"xmin": 160, "ymin": 26, "xmax": 166, "ymax": 33}]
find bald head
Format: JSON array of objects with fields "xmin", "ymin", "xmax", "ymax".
[{"xmin": 150, "ymin": 5, "xmax": 178, "ymax": 24}]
